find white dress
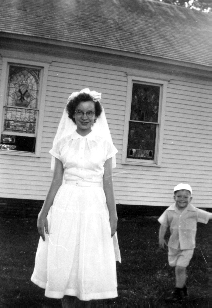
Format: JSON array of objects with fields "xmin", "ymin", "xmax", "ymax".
[{"xmin": 31, "ymin": 130, "xmax": 121, "ymax": 301}]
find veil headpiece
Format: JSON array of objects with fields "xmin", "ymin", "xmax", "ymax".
[{"xmin": 51, "ymin": 88, "xmax": 117, "ymax": 169}]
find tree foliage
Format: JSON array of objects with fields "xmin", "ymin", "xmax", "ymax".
[{"xmin": 157, "ymin": 0, "xmax": 212, "ymax": 12}]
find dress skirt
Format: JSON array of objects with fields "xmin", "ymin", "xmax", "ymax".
[{"xmin": 31, "ymin": 182, "xmax": 120, "ymax": 300}]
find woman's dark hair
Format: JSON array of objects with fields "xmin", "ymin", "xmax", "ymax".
[{"xmin": 66, "ymin": 93, "xmax": 102, "ymax": 123}]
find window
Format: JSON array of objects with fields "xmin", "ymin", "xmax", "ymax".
[
  {"xmin": 123, "ymin": 76, "xmax": 167, "ymax": 166},
  {"xmin": 0, "ymin": 59, "xmax": 49, "ymax": 155}
]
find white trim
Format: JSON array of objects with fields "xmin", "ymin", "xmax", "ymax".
[
  {"xmin": 0, "ymin": 58, "xmax": 49, "ymax": 157},
  {"xmin": 2, "ymin": 131, "xmax": 36, "ymax": 137},
  {"xmin": 1, "ymin": 57, "xmax": 50, "ymax": 68},
  {"xmin": 157, "ymin": 80, "xmax": 167, "ymax": 166},
  {"xmin": 0, "ymin": 150, "xmax": 38, "ymax": 157},
  {"xmin": 0, "ymin": 60, "xmax": 8, "ymax": 135},
  {"xmin": 122, "ymin": 76, "xmax": 167, "ymax": 166},
  {"xmin": 35, "ymin": 62, "xmax": 49, "ymax": 156}
]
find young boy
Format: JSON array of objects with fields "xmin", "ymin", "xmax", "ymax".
[{"xmin": 158, "ymin": 183, "xmax": 212, "ymax": 302}]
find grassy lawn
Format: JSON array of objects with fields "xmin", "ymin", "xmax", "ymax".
[{"xmin": 0, "ymin": 213, "xmax": 211, "ymax": 307}]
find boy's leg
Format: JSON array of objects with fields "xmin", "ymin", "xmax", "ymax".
[
  {"xmin": 166, "ymin": 248, "xmax": 193, "ymax": 302},
  {"xmin": 175, "ymin": 265, "xmax": 188, "ymax": 296},
  {"xmin": 165, "ymin": 267, "xmax": 187, "ymax": 302},
  {"xmin": 175, "ymin": 249, "xmax": 193, "ymax": 291},
  {"xmin": 175, "ymin": 265, "xmax": 187, "ymax": 288}
]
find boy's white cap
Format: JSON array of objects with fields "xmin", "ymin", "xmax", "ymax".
[{"xmin": 174, "ymin": 183, "xmax": 192, "ymax": 194}]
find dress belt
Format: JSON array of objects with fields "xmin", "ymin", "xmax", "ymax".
[{"xmin": 65, "ymin": 180, "xmax": 102, "ymax": 187}]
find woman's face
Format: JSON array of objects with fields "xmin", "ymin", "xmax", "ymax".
[{"xmin": 73, "ymin": 101, "xmax": 96, "ymax": 135}]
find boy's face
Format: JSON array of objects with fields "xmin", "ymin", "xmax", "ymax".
[{"xmin": 174, "ymin": 189, "xmax": 192, "ymax": 209}]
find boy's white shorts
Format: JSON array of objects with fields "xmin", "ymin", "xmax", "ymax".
[{"xmin": 168, "ymin": 247, "xmax": 194, "ymax": 267}]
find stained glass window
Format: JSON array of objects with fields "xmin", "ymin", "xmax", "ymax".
[
  {"xmin": 127, "ymin": 83, "xmax": 160, "ymax": 160},
  {"xmin": 0, "ymin": 64, "xmax": 41, "ymax": 152}
]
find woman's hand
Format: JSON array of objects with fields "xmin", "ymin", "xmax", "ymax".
[
  {"xmin": 36, "ymin": 158, "xmax": 63, "ymax": 241},
  {"xmin": 37, "ymin": 212, "xmax": 49, "ymax": 241},
  {"xmin": 109, "ymin": 214, "xmax": 118, "ymax": 237}
]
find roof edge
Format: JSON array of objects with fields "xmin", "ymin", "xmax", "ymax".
[{"xmin": 1, "ymin": 31, "xmax": 212, "ymax": 73}]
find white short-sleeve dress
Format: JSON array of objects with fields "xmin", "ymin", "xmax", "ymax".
[{"xmin": 31, "ymin": 130, "xmax": 121, "ymax": 301}]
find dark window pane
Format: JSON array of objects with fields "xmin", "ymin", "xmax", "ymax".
[
  {"xmin": 130, "ymin": 83, "xmax": 160, "ymax": 122},
  {"xmin": 127, "ymin": 121, "xmax": 156, "ymax": 160},
  {"xmin": 0, "ymin": 134, "xmax": 36, "ymax": 153}
]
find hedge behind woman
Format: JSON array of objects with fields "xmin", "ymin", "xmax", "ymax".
[{"xmin": 31, "ymin": 88, "xmax": 121, "ymax": 307}]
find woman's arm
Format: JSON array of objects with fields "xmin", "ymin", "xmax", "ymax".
[
  {"xmin": 103, "ymin": 157, "xmax": 118, "ymax": 237},
  {"xmin": 37, "ymin": 158, "xmax": 64, "ymax": 241}
]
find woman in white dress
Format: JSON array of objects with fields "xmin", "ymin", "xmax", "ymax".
[{"xmin": 31, "ymin": 89, "xmax": 121, "ymax": 307}]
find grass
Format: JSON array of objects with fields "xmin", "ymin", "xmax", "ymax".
[{"xmin": 0, "ymin": 213, "xmax": 211, "ymax": 307}]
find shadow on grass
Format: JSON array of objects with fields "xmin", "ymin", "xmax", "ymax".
[{"xmin": 0, "ymin": 215, "xmax": 211, "ymax": 307}]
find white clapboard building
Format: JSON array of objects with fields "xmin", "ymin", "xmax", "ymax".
[{"xmin": 0, "ymin": 0, "xmax": 212, "ymax": 209}]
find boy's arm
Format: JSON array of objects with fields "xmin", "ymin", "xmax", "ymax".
[
  {"xmin": 208, "ymin": 212, "xmax": 212, "ymax": 220},
  {"xmin": 159, "ymin": 224, "xmax": 168, "ymax": 249},
  {"xmin": 197, "ymin": 208, "xmax": 212, "ymax": 223},
  {"xmin": 158, "ymin": 210, "xmax": 169, "ymax": 248}
]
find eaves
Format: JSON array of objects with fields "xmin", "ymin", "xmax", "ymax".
[{"xmin": 0, "ymin": 31, "xmax": 212, "ymax": 75}]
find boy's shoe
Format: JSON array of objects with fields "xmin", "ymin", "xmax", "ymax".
[{"xmin": 165, "ymin": 287, "xmax": 185, "ymax": 302}]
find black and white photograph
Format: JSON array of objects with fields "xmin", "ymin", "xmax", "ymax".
[{"xmin": 0, "ymin": 0, "xmax": 212, "ymax": 307}]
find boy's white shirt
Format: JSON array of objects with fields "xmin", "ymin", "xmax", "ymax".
[{"xmin": 158, "ymin": 203, "xmax": 211, "ymax": 249}]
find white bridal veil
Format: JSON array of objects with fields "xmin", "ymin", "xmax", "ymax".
[{"xmin": 51, "ymin": 88, "xmax": 117, "ymax": 169}]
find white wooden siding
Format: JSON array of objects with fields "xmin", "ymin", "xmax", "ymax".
[{"xmin": 0, "ymin": 51, "xmax": 212, "ymax": 208}]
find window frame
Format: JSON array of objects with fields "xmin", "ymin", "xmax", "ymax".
[
  {"xmin": 122, "ymin": 76, "xmax": 167, "ymax": 167},
  {"xmin": 0, "ymin": 58, "xmax": 49, "ymax": 157}
]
